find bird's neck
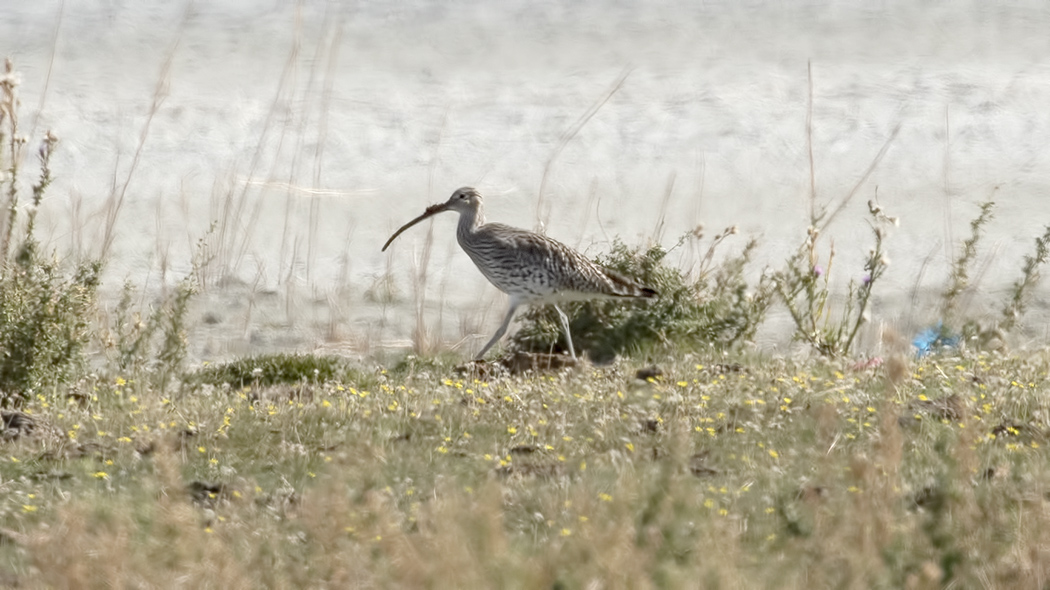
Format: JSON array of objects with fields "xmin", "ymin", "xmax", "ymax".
[{"xmin": 456, "ymin": 204, "xmax": 485, "ymax": 240}]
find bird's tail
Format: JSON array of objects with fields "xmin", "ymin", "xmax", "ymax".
[{"xmin": 603, "ymin": 269, "xmax": 658, "ymax": 299}]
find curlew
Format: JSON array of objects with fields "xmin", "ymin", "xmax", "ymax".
[{"xmin": 382, "ymin": 187, "xmax": 657, "ymax": 360}]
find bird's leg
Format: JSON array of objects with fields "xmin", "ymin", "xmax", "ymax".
[
  {"xmin": 554, "ymin": 304, "xmax": 576, "ymax": 359},
  {"xmin": 475, "ymin": 299, "xmax": 521, "ymax": 360}
]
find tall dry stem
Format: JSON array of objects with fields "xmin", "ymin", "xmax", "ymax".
[
  {"xmin": 99, "ymin": 8, "xmax": 187, "ymax": 259},
  {"xmin": 535, "ymin": 69, "xmax": 630, "ymax": 232}
]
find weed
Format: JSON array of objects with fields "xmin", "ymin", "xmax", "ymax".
[
  {"xmin": 774, "ymin": 200, "xmax": 895, "ymax": 357},
  {"xmin": 941, "ymin": 199, "xmax": 995, "ymax": 324},
  {"xmin": 774, "ymin": 63, "xmax": 901, "ymax": 358},
  {"xmin": 998, "ymin": 223, "xmax": 1050, "ymax": 333},
  {"xmin": 931, "ymin": 200, "xmax": 1050, "ymax": 349},
  {"xmin": 98, "ymin": 235, "xmax": 210, "ymax": 393}
]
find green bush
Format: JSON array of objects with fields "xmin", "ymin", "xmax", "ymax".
[
  {"xmin": 0, "ymin": 60, "xmax": 100, "ymax": 406},
  {"xmin": 191, "ymin": 353, "xmax": 353, "ymax": 389},
  {"xmin": 0, "ymin": 255, "xmax": 100, "ymax": 405},
  {"xmin": 512, "ymin": 231, "xmax": 773, "ymax": 361}
]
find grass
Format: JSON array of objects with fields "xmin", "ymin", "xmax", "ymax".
[
  {"xmin": 189, "ymin": 353, "xmax": 366, "ymax": 389},
  {"xmin": 2, "ymin": 350, "xmax": 1050, "ymax": 587},
  {"xmin": 5, "ymin": 54, "xmax": 1050, "ymax": 587}
]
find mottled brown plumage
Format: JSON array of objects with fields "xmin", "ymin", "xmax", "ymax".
[{"xmin": 382, "ymin": 187, "xmax": 657, "ymax": 359}]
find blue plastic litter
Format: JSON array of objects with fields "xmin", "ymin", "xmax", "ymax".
[{"xmin": 913, "ymin": 322, "xmax": 961, "ymax": 357}]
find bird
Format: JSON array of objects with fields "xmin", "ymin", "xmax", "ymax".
[{"xmin": 381, "ymin": 187, "xmax": 657, "ymax": 360}]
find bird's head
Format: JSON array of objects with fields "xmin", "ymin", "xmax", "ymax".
[
  {"xmin": 443, "ymin": 186, "xmax": 482, "ymax": 214},
  {"xmin": 382, "ymin": 187, "xmax": 483, "ymax": 252}
]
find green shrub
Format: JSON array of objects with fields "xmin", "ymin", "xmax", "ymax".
[
  {"xmin": 0, "ymin": 255, "xmax": 100, "ymax": 405},
  {"xmin": 0, "ymin": 60, "xmax": 100, "ymax": 406},
  {"xmin": 512, "ymin": 231, "xmax": 773, "ymax": 361},
  {"xmin": 191, "ymin": 353, "xmax": 352, "ymax": 389}
]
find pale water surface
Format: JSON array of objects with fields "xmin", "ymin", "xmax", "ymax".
[{"xmin": 2, "ymin": 1, "xmax": 1050, "ymax": 359}]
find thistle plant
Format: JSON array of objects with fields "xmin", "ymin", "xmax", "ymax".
[{"xmin": 774, "ymin": 200, "xmax": 895, "ymax": 357}]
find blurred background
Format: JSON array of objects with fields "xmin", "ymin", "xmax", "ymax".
[{"xmin": 2, "ymin": 0, "xmax": 1049, "ymax": 359}]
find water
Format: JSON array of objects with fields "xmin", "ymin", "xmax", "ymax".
[{"xmin": 3, "ymin": 0, "xmax": 1050, "ymax": 358}]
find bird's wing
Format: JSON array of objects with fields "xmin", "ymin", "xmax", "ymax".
[{"xmin": 470, "ymin": 224, "xmax": 654, "ymax": 298}]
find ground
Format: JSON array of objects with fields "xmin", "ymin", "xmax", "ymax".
[{"xmin": 0, "ymin": 349, "xmax": 1048, "ymax": 587}]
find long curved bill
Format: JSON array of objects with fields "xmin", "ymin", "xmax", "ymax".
[{"xmin": 381, "ymin": 202, "xmax": 450, "ymax": 251}]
